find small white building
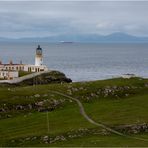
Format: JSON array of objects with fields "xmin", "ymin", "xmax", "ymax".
[
  {"xmin": 121, "ymin": 74, "xmax": 136, "ymax": 79},
  {"xmin": 0, "ymin": 45, "xmax": 48, "ymax": 80},
  {"xmin": 0, "ymin": 70, "xmax": 18, "ymax": 80}
]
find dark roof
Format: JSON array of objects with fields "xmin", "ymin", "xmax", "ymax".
[
  {"xmin": 0, "ymin": 64, "xmax": 24, "ymax": 66},
  {"xmin": 36, "ymin": 45, "xmax": 42, "ymax": 50}
]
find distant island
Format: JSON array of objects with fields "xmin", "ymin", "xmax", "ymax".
[{"xmin": 1, "ymin": 32, "xmax": 148, "ymax": 43}]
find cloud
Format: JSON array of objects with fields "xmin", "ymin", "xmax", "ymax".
[{"xmin": 0, "ymin": 1, "xmax": 148, "ymax": 38}]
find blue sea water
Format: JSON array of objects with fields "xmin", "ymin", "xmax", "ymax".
[{"xmin": 0, "ymin": 42, "xmax": 148, "ymax": 82}]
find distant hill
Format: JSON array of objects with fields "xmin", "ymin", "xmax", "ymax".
[{"xmin": 0, "ymin": 32, "xmax": 148, "ymax": 43}]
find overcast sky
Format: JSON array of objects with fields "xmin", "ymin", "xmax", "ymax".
[{"xmin": 0, "ymin": 1, "xmax": 148, "ymax": 38}]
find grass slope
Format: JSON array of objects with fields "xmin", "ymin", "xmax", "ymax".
[
  {"xmin": 0, "ymin": 77, "xmax": 148, "ymax": 146},
  {"xmin": 84, "ymin": 94, "xmax": 148, "ymax": 125}
]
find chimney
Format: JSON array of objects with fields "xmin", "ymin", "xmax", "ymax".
[
  {"xmin": 0, "ymin": 60, "xmax": 2, "ymax": 65},
  {"xmin": 9, "ymin": 60, "xmax": 13, "ymax": 65},
  {"xmin": 20, "ymin": 60, "xmax": 22, "ymax": 65}
]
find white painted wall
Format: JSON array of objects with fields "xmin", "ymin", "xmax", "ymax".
[
  {"xmin": 35, "ymin": 56, "xmax": 43, "ymax": 66},
  {"xmin": 0, "ymin": 71, "xmax": 18, "ymax": 79},
  {"xmin": 24, "ymin": 65, "xmax": 48, "ymax": 72}
]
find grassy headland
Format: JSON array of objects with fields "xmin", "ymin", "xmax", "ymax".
[{"xmin": 0, "ymin": 76, "xmax": 148, "ymax": 146}]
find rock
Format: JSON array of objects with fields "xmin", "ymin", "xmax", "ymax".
[
  {"xmin": 60, "ymin": 136, "xmax": 66, "ymax": 141},
  {"xmin": 67, "ymin": 89, "xmax": 72, "ymax": 95},
  {"xmin": 42, "ymin": 136, "xmax": 49, "ymax": 143},
  {"xmin": 11, "ymin": 140, "xmax": 15, "ymax": 143},
  {"xmin": 35, "ymin": 101, "xmax": 44, "ymax": 106},
  {"xmin": 68, "ymin": 134, "xmax": 77, "ymax": 138},
  {"xmin": 25, "ymin": 137, "xmax": 30, "ymax": 141},
  {"xmin": 90, "ymin": 93, "xmax": 95, "ymax": 97},
  {"xmin": 55, "ymin": 136, "xmax": 61, "ymax": 141},
  {"xmin": 34, "ymin": 94, "xmax": 40, "ymax": 98},
  {"xmin": 72, "ymin": 88, "xmax": 78, "ymax": 92},
  {"xmin": 101, "ymin": 129, "xmax": 109, "ymax": 135},
  {"xmin": 32, "ymin": 137, "xmax": 37, "ymax": 140},
  {"xmin": 52, "ymin": 99, "xmax": 59, "ymax": 106},
  {"xmin": 7, "ymin": 114, "xmax": 12, "ymax": 118},
  {"xmin": 43, "ymin": 94, "xmax": 48, "ymax": 97},
  {"xmin": 0, "ymin": 108, "xmax": 6, "ymax": 112},
  {"xmin": 16, "ymin": 105, "xmax": 23, "ymax": 110},
  {"xmin": 79, "ymin": 87, "xmax": 84, "ymax": 90},
  {"xmin": 86, "ymin": 97, "xmax": 90, "ymax": 101},
  {"xmin": 28, "ymin": 104, "xmax": 32, "ymax": 109}
]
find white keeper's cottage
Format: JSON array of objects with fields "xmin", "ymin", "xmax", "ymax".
[{"xmin": 0, "ymin": 45, "xmax": 48, "ymax": 80}]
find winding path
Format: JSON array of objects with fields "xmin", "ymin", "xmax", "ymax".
[{"xmin": 49, "ymin": 90, "xmax": 148, "ymax": 142}]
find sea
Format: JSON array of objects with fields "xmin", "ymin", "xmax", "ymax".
[{"xmin": 0, "ymin": 42, "xmax": 148, "ymax": 82}]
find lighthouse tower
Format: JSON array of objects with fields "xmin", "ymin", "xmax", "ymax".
[{"xmin": 35, "ymin": 45, "xmax": 43, "ymax": 66}]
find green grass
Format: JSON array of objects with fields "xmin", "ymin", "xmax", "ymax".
[
  {"xmin": 1, "ymin": 77, "xmax": 148, "ymax": 105},
  {"xmin": 1, "ymin": 77, "xmax": 148, "ymax": 146},
  {"xmin": 0, "ymin": 104, "xmax": 96, "ymax": 146},
  {"xmin": 49, "ymin": 133, "xmax": 148, "ymax": 147},
  {"xmin": 84, "ymin": 94, "xmax": 148, "ymax": 125},
  {"xmin": 19, "ymin": 71, "xmax": 33, "ymax": 77}
]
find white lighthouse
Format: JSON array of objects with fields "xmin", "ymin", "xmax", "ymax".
[{"xmin": 35, "ymin": 45, "xmax": 43, "ymax": 66}]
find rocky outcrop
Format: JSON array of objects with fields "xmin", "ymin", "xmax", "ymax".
[
  {"xmin": 8, "ymin": 128, "xmax": 109, "ymax": 146},
  {"xmin": 66, "ymin": 85, "xmax": 141, "ymax": 102},
  {"xmin": 114, "ymin": 123, "xmax": 148, "ymax": 134},
  {"xmin": 0, "ymin": 97, "xmax": 67, "ymax": 119},
  {"xmin": 19, "ymin": 71, "xmax": 72, "ymax": 85},
  {"xmin": 0, "ymin": 70, "xmax": 72, "ymax": 86}
]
